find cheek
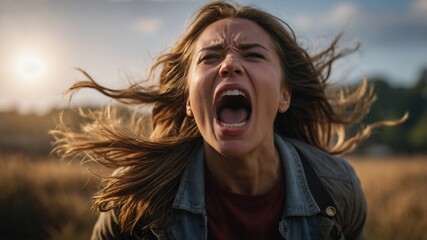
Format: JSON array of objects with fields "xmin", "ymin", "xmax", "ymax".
[
  {"xmin": 188, "ymin": 64, "xmax": 218, "ymax": 102},
  {"xmin": 187, "ymin": 65, "xmax": 202, "ymax": 102},
  {"xmin": 188, "ymin": 76, "xmax": 204, "ymax": 103},
  {"xmin": 257, "ymin": 70, "xmax": 283, "ymax": 99},
  {"xmin": 187, "ymin": 72, "xmax": 212, "ymax": 119}
]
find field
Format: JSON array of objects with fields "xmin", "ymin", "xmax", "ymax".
[
  {"xmin": 0, "ymin": 154, "xmax": 426, "ymax": 240},
  {"xmin": 351, "ymin": 155, "xmax": 427, "ymax": 240},
  {"xmin": 0, "ymin": 155, "xmax": 101, "ymax": 240}
]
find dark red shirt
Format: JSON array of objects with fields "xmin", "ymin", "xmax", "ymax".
[{"xmin": 205, "ymin": 171, "xmax": 285, "ymax": 240}]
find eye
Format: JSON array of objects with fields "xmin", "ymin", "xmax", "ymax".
[
  {"xmin": 198, "ymin": 54, "xmax": 222, "ymax": 64},
  {"xmin": 244, "ymin": 52, "xmax": 265, "ymax": 60}
]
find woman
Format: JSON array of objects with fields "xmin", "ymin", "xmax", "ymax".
[{"xmin": 52, "ymin": 1, "xmax": 404, "ymax": 239}]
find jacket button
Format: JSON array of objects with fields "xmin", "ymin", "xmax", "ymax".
[{"xmin": 325, "ymin": 206, "xmax": 336, "ymax": 217}]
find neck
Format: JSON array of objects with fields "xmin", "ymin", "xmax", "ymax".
[{"xmin": 204, "ymin": 140, "xmax": 282, "ymax": 195}]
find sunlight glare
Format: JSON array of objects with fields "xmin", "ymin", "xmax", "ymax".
[{"xmin": 15, "ymin": 54, "xmax": 46, "ymax": 82}]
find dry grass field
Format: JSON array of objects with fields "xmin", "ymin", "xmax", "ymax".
[
  {"xmin": 349, "ymin": 155, "xmax": 427, "ymax": 240},
  {"xmin": 0, "ymin": 154, "xmax": 426, "ymax": 239},
  {"xmin": 0, "ymin": 154, "xmax": 101, "ymax": 239}
]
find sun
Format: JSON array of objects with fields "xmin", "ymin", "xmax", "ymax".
[{"xmin": 14, "ymin": 54, "xmax": 46, "ymax": 82}]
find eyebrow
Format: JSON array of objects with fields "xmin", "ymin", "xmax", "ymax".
[
  {"xmin": 198, "ymin": 42, "xmax": 269, "ymax": 53},
  {"xmin": 238, "ymin": 43, "xmax": 269, "ymax": 52},
  {"xmin": 198, "ymin": 43, "xmax": 225, "ymax": 53}
]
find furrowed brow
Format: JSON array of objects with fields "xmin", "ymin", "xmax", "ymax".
[
  {"xmin": 198, "ymin": 43, "xmax": 225, "ymax": 53},
  {"xmin": 238, "ymin": 43, "xmax": 269, "ymax": 52}
]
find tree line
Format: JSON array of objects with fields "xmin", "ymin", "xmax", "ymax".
[
  {"xmin": 357, "ymin": 69, "xmax": 427, "ymax": 154},
  {"xmin": 0, "ymin": 68, "xmax": 426, "ymax": 156}
]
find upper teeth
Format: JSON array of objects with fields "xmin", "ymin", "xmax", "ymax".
[{"xmin": 220, "ymin": 89, "xmax": 246, "ymax": 99}]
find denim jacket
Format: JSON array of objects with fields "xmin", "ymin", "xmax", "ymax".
[{"xmin": 92, "ymin": 135, "xmax": 367, "ymax": 240}]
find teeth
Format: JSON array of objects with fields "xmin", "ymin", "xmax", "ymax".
[
  {"xmin": 216, "ymin": 88, "xmax": 249, "ymax": 129},
  {"xmin": 221, "ymin": 121, "xmax": 247, "ymax": 128},
  {"xmin": 220, "ymin": 89, "xmax": 246, "ymax": 99}
]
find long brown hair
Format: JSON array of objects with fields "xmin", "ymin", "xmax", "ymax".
[{"xmin": 51, "ymin": 0, "xmax": 405, "ymax": 235}]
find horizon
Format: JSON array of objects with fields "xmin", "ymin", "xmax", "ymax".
[{"xmin": 1, "ymin": 0, "xmax": 426, "ymax": 115}]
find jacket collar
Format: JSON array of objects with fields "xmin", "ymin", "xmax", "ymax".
[
  {"xmin": 172, "ymin": 145, "xmax": 206, "ymax": 214},
  {"xmin": 275, "ymin": 134, "xmax": 320, "ymax": 216},
  {"xmin": 172, "ymin": 134, "xmax": 320, "ymax": 217}
]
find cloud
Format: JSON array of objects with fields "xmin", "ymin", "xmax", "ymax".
[
  {"xmin": 293, "ymin": 2, "xmax": 427, "ymax": 45},
  {"xmin": 410, "ymin": 0, "xmax": 427, "ymax": 20},
  {"xmin": 108, "ymin": 0, "xmax": 134, "ymax": 2},
  {"xmin": 294, "ymin": 3, "xmax": 360, "ymax": 31},
  {"xmin": 142, "ymin": 0, "xmax": 201, "ymax": 1},
  {"xmin": 411, "ymin": 0, "xmax": 427, "ymax": 11},
  {"xmin": 109, "ymin": 0, "xmax": 199, "ymax": 2},
  {"xmin": 132, "ymin": 18, "xmax": 161, "ymax": 35}
]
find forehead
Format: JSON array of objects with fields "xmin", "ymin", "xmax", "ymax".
[{"xmin": 195, "ymin": 18, "xmax": 274, "ymax": 50}]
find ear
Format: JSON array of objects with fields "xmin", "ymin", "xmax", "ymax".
[
  {"xmin": 278, "ymin": 88, "xmax": 291, "ymax": 113},
  {"xmin": 186, "ymin": 99, "xmax": 193, "ymax": 117}
]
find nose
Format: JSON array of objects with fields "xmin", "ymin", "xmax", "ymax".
[{"xmin": 219, "ymin": 55, "xmax": 244, "ymax": 78}]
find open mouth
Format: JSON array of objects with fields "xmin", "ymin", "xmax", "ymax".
[{"xmin": 216, "ymin": 89, "xmax": 252, "ymax": 128}]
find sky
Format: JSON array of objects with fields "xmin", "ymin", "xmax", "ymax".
[{"xmin": 0, "ymin": 0, "xmax": 426, "ymax": 115}]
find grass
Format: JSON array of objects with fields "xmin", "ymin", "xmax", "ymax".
[
  {"xmin": 0, "ymin": 154, "xmax": 101, "ymax": 240},
  {"xmin": 0, "ymin": 154, "xmax": 426, "ymax": 239},
  {"xmin": 349, "ymin": 155, "xmax": 427, "ymax": 240}
]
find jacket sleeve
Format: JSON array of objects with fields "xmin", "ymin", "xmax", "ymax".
[{"xmin": 342, "ymin": 162, "xmax": 367, "ymax": 240}]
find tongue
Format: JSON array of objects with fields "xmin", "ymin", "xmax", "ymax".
[{"xmin": 218, "ymin": 108, "xmax": 248, "ymax": 124}]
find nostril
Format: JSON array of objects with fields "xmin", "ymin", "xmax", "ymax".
[
  {"xmin": 219, "ymin": 57, "xmax": 244, "ymax": 77},
  {"xmin": 220, "ymin": 69, "xmax": 230, "ymax": 77}
]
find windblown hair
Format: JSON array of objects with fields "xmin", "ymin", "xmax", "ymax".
[{"xmin": 51, "ymin": 0, "xmax": 405, "ymax": 236}]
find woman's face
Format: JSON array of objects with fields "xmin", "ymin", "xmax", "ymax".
[{"xmin": 187, "ymin": 18, "xmax": 290, "ymax": 158}]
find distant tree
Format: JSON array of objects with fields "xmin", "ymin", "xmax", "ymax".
[
  {"xmin": 356, "ymin": 68, "xmax": 427, "ymax": 154},
  {"xmin": 409, "ymin": 112, "xmax": 427, "ymax": 152}
]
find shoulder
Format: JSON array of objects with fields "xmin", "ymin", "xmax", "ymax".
[
  {"xmin": 285, "ymin": 137, "xmax": 367, "ymax": 239},
  {"xmin": 284, "ymin": 137, "xmax": 361, "ymax": 198},
  {"xmin": 285, "ymin": 137, "xmax": 356, "ymax": 182}
]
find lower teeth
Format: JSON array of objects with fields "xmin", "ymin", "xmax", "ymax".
[{"xmin": 221, "ymin": 121, "xmax": 247, "ymax": 128}]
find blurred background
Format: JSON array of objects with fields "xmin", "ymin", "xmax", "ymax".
[{"xmin": 0, "ymin": 0, "xmax": 426, "ymax": 239}]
